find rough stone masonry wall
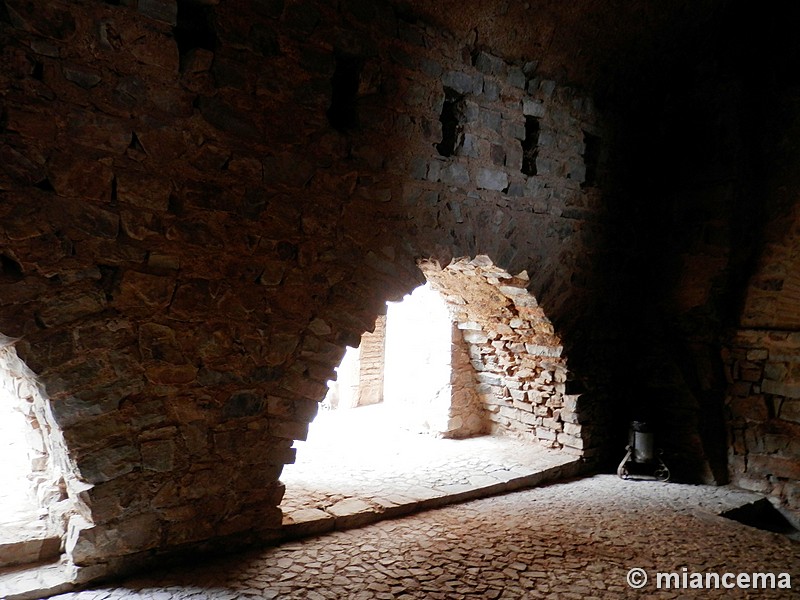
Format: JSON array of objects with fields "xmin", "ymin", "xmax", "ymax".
[
  {"xmin": 422, "ymin": 258, "xmax": 585, "ymax": 456},
  {"xmin": 724, "ymin": 330, "xmax": 800, "ymax": 521},
  {"xmin": 355, "ymin": 315, "xmax": 385, "ymax": 407},
  {"xmin": 0, "ymin": 0, "xmax": 606, "ymax": 577},
  {"xmin": 445, "ymin": 321, "xmax": 487, "ymax": 439}
]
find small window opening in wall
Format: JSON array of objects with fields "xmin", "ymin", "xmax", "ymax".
[
  {"xmin": 436, "ymin": 87, "xmax": 465, "ymax": 157},
  {"xmin": 327, "ymin": 54, "xmax": 363, "ymax": 132},
  {"xmin": 31, "ymin": 61, "xmax": 44, "ymax": 81},
  {"xmin": 520, "ymin": 115, "xmax": 540, "ymax": 176},
  {"xmin": 582, "ymin": 130, "xmax": 601, "ymax": 188},
  {"xmin": 0, "ymin": 254, "xmax": 24, "ymax": 283},
  {"xmin": 174, "ymin": 0, "xmax": 217, "ymax": 63}
]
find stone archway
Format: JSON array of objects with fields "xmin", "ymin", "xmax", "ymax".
[
  {"xmin": 307, "ymin": 254, "xmax": 584, "ymax": 452},
  {"xmin": 279, "ymin": 254, "xmax": 587, "ymax": 525}
]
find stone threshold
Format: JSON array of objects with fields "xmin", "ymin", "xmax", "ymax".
[
  {"xmin": 0, "ymin": 510, "xmax": 65, "ymax": 600},
  {"xmin": 281, "ymin": 458, "xmax": 585, "ymax": 538},
  {"xmin": 0, "ymin": 557, "xmax": 74, "ymax": 600},
  {"xmin": 0, "ymin": 520, "xmax": 62, "ymax": 572}
]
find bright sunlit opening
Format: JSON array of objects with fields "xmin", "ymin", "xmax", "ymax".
[
  {"xmin": 384, "ymin": 283, "xmax": 453, "ymax": 434},
  {"xmin": 0, "ymin": 383, "xmax": 36, "ymax": 524}
]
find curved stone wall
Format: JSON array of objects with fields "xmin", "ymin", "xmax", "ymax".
[{"xmin": 0, "ymin": 0, "xmax": 607, "ymax": 576}]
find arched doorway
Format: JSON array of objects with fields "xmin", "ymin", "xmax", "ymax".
[{"xmin": 280, "ymin": 256, "xmax": 585, "ymax": 527}]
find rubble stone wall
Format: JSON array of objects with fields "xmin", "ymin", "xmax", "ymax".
[
  {"xmin": 724, "ymin": 330, "xmax": 800, "ymax": 520},
  {"xmin": 0, "ymin": 0, "xmax": 605, "ymax": 577},
  {"xmin": 445, "ymin": 322, "xmax": 487, "ymax": 439},
  {"xmin": 423, "ymin": 258, "xmax": 583, "ymax": 455}
]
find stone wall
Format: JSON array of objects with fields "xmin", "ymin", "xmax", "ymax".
[
  {"xmin": 445, "ymin": 322, "xmax": 487, "ymax": 438},
  {"xmin": 724, "ymin": 330, "xmax": 800, "ymax": 521},
  {"xmin": 355, "ymin": 315, "xmax": 385, "ymax": 407},
  {"xmin": 423, "ymin": 258, "xmax": 585, "ymax": 456},
  {"xmin": 0, "ymin": 0, "xmax": 607, "ymax": 579}
]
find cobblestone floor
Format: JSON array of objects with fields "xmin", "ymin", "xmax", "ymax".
[
  {"xmin": 280, "ymin": 404, "xmax": 578, "ymax": 520},
  {"xmin": 50, "ymin": 475, "xmax": 800, "ymax": 599}
]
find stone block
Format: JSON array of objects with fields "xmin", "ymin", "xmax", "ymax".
[
  {"xmin": 747, "ymin": 348, "xmax": 769, "ymax": 361},
  {"xmin": 779, "ymin": 399, "xmax": 800, "ymax": 424},
  {"xmin": 523, "ymin": 98, "xmax": 545, "ymax": 118},
  {"xmin": 536, "ymin": 427, "xmax": 557, "ymax": 441},
  {"xmin": 198, "ymin": 96, "xmax": 262, "ymax": 141},
  {"xmin": 47, "ymin": 154, "xmax": 114, "ymax": 200},
  {"xmin": 279, "ymin": 373, "xmax": 327, "ymax": 399},
  {"xmin": 480, "ymin": 109, "xmax": 502, "ymax": 131},
  {"xmin": 440, "ymin": 162, "xmax": 469, "ymax": 186},
  {"xmin": 75, "ymin": 444, "xmax": 139, "ymax": 484},
  {"xmin": 442, "ymin": 70, "xmax": 480, "ymax": 95},
  {"xmin": 37, "ymin": 290, "xmax": 106, "ymax": 328},
  {"xmin": 117, "ymin": 172, "xmax": 172, "ymax": 211},
  {"xmin": 461, "ymin": 133, "xmax": 480, "ymax": 158},
  {"xmin": 463, "ymin": 330, "xmax": 490, "ymax": 344},
  {"xmin": 283, "ymin": 508, "xmax": 335, "ymax": 537},
  {"xmin": 729, "ymin": 396, "xmax": 769, "ymax": 422},
  {"xmin": 763, "ymin": 379, "xmax": 800, "ymax": 398},
  {"xmin": 525, "ymin": 343, "xmax": 562, "ymax": 357},
  {"xmin": 748, "ymin": 454, "xmax": 800, "ymax": 480},
  {"xmin": 47, "ymin": 382, "xmax": 130, "ymax": 430},
  {"xmin": 137, "ymin": 0, "xmax": 177, "ymax": 24},
  {"xmin": 144, "ymin": 363, "xmax": 197, "ymax": 385},
  {"xmin": 557, "ymin": 432, "xmax": 584, "ymax": 450},
  {"xmin": 507, "ymin": 67, "xmax": 526, "ymax": 89},
  {"xmin": 474, "ymin": 51, "xmax": 505, "ymax": 76},
  {"xmin": 328, "ymin": 498, "xmax": 378, "ymax": 529},
  {"xmin": 223, "ymin": 390, "xmax": 266, "ymax": 419},
  {"xmin": 141, "ymin": 439, "xmax": 176, "ymax": 472},
  {"xmin": 115, "ymin": 271, "xmax": 174, "ymax": 310},
  {"xmin": 269, "ymin": 419, "xmax": 309, "ymax": 441},
  {"xmin": 67, "ymin": 110, "xmax": 131, "ymax": 154},
  {"xmin": 764, "ymin": 362, "xmax": 789, "ymax": 381},
  {"xmin": 267, "ymin": 396, "xmax": 319, "ymax": 422},
  {"xmin": 476, "ymin": 168, "xmax": 508, "ymax": 191},
  {"xmin": 483, "ymin": 79, "xmax": 500, "ymax": 101}
]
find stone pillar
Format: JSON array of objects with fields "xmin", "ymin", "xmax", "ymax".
[
  {"xmin": 356, "ymin": 315, "xmax": 386, "ymax": 406},
  {"xmin": 444, "ymin": 323, "xmax": 488, "ymax": 438}
]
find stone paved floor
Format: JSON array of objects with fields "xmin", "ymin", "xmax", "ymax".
[
  {"xmin": 280, "ymin": 404, "xmax": 579, "ymax": 522},
  {"xmin": 49, "ymin": 475, "xmax": 800, "ymax": 599}
]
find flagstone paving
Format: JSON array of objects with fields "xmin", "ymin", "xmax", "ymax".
[{"xmin": 48, "ymin": 475, "xmax": 800, "ymax": 599}]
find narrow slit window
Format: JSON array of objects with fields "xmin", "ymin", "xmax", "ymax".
[
  {"xmin": 174, "ymin": 0, "xmax": 217, "ymax": 65},
  {"xmin": 436, "ymin": 87, "xmax": 465, "ymax": 157},
  {"xmin": 327, "ymin": 54, "xmax": 363, "ymax": 132},
  {"xmin": 520, "ymin": 116, "xmax": 540, "ymax": 176},
  {"xmin": 582, "ymin": 131, "xmax": 601, "ymax": 188}
]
